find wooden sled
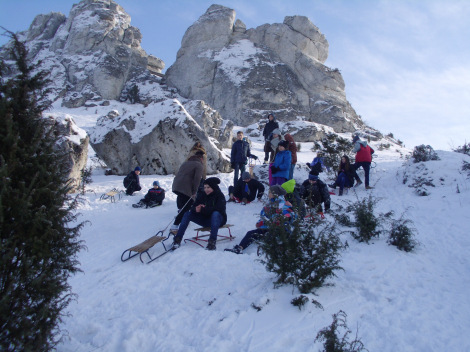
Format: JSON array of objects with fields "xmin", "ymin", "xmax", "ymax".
[
  {"xmin": 184, "ymin": 224, "xmax": 235, "ymax": 248},
  {"xmin": 121, "ymin": 231, "xmax": 173, "ymax": 264},
  {"xmin": 100, "ymin": 188, "xmax": 125, "ymax": 203}
]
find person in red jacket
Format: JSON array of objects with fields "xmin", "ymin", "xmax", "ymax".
[
  {"xmin": 352, "ymin": 135, "xmax": 374, "ymax": 189},
  {"xmin": 284, "ymin": 133, "xmax": 297, "ymax": 180}
]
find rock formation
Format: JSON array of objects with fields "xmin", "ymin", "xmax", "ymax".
[
  {"xmin": 166, "ymin": 5, "xmax": 363, "ymax": 133},
  {"xmin": 88, "ymin": 99, "xmax": 231, "ymax": 175}
]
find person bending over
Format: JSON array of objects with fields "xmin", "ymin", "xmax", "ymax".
[{"xmin": 123, "ymin": 166, "xmax": 142, "ymax": 195}]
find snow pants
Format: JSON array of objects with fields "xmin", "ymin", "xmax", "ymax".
[{"xmin": 239, "ymin": 228, "xmax": 268, "ymax": 249}]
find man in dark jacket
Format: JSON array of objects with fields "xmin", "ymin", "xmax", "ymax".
[
  {"xmin": 171, "ymin": 150, "xmax": 205, "ymax": 233},
  {"xmin": 263, "ymin": 114, "xmax": 279, "ymax": 163},
  {"xmin": 133, "ymin": 181, "xmax": 166, "ymax": 208},
  {"xmin": 231, "ymin": 131, "xmax": 258, "ymax": 187},
  {"xmin": 300, "ymin": 174, "xmax": 331, "ymax": 213},
  {"xmin": 228, "ymin": 172, "xmax": 265, "ymax": 204},
  {"xmin": 173, "ymin": 177, "xmax": 227, "ymax": 251},
  {"xmin": 123, "ymin": 166, "xmax": 142, "ymax": 195}
]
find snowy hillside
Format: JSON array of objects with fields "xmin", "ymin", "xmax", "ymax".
[{"xmin": 50, "ymin": 104, "xmax": 470, "ymax": 352}]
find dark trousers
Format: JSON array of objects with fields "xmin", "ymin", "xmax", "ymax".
[
  {"xmin": 126, "ymin": 181, "xmax": 141, "ymax": 195},
  {"xmin": 336, "ymin": 172, "xmax": 351, "ymax": 191},
  {"xmin": 176, "ymin": 211, "xmax": 224, "ymax": 241},
  {"xmin": 239, "ymin": 228, "xmax": 268, "ymax": 249},
  {"xmin": 264, "ymin": 141, "xmax": 274, "ymax": 162},
  {"xmin": 233, "ymin": 162, "xmax": 246, "ymax": 187},
  {"xmin": 354, "ymin": 162, "xmax": 371, "ymax": 186},
  {"xmin": 228, "ymin": 185, "xmax": 256, "ymax": 202},
  {"xmin": 174, "ymin": 193, "xmax": 194, "ymax": 225}
]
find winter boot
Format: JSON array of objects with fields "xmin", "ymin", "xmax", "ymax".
[
  {"xmin": 224, "ymin": 245, "xmax": 243, "ymax": 254},
  {"xmin": 365, "ymin": 185, "xmax": 374, "ymax": 190},
  {"xmin": 328, "ymin": 183, "xmax": 337, "ymax": 189},
  {"xmin": 172, "ymin": 235, "xmax": 182, "ymax": 249},
  {"xmin": 241, "ymin": 198, "xmax": 248, "ymax": 205},
  {"xmin": 227, "ymin": 194, "xmax": 235, "ymax": 202},
  {"xmin": 132, "ymin": 201, "xmax": 145, "ymax": 208},
  {"xmin": 339, "ymin": 189, "xmax": 343, "ymax": 196},
  {"xmin": 354, "ymin": 179, "xmax": 363, "ymax": 187},
  {"xmin": 206, "ymin": 239, "xmax": 217, "ymax": 251}
]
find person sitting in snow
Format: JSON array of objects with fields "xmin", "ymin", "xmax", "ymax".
[
  {"xmin": 172, "ymin": 177, "xmax": 227, "ymax": 251},
  {"xmin": 307, "ymin": 151, "xmax": 329, "ymax": 174},
  {"xmin": 281, "ymin": 179, "xmax": 306, "ymax": 219},
  {"xmin": 133, "ymin": 181, "xmax": 166, "ymax": 208},
  {"xmin": 352, "ymin": 135, "xmax": 375, "ymax": 189},
  {"xmin": 123, "ymin": 166, "xmax": 142, "ymax": 195},
  {"xmin": 270, "ymin": 140, "xmax": 291, "ymax": 185},
  {"xmin": 224, "ymin": 185, "xmax": 296, "ymax": 255},
  {"xmin": 328, "ymin": 155, "xmax": 355, "ymax": 196},
  {"xmin": 228, "ymin": 172, "xmax": 265, "ymax": 205},
  {"xmin": 300, "ymin": 174, "xmax": 331, "ymax": 213}
]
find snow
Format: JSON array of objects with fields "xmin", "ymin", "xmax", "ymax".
[{"xmin": 51, "ymin": 106, "xmax": 470, "ymax": 350}]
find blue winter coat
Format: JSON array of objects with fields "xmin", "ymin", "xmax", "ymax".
[
  {"xmin": 272, "ymin": 150, "xmax": 291, "ymax": 179},
  {"xmin": 231, "ymin": 140, "xmax": 254, "ymax": 164}
]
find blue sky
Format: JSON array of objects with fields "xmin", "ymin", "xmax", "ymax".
[{"xmin": 1, "ymin": 0, "xmax": 469, "ymax": 150}]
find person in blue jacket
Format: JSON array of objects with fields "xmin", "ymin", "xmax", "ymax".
[
  {"xmin": 231, "ymin": 131, "xmax": 258, "ymax": 187},
  {"xmin": 133, "ymin": 181, "xmax": 166, "ymax": 208},
  {"xmin": 270, "ymin": 140, "xmax": 291, "ymax": 185}
]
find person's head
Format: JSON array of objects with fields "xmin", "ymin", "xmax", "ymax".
[
  {"xmin": 272, "ymin": 128, "xmax": 281, "ymax": 139},
  {"xmin": 309, "ymin": 173, "xmax": 319, "ymax": 184},
  {"xmin": 195, "ymin": 150, "xmax": 205, "ymax": 160},
  {"xmin": 352, "ymin": 135, "xmax": 360, "ymax": 143},
  {"xmin": 237, "ymin": 131, "xmax": 244, "ymax": 140},
  {"xmin": 134, "ymin": 166, "xmax": 141, "ymax": 175},
  {"xmin": 153, "ymin": 180, "xmax": 160, "ymax": 189},
  {"xmin": 316, "ymin": 151, "xmax": 323, "ymax": 157},
  {"xmin": 278, "ymin": 140, "xmax": 289, "ymax": 151},
  {"xmin": 268, "ymin": 185, "xmax": 287, "ymax": 199},
  {"xmin": 203, "ymin": 177, "xmax": 220, "ymax": 195},
  {"xmin": 341, "ymin": 155, "xmax": 350, "ymax": 164},
  {"xmin": 242, "ymin": 172, "xmax": 251, "ymax": 182},
  {"xmin": 268, "ymin": 114, "xmax": 274, "ymax": 121}
]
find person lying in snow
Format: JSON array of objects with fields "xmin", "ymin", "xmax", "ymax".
[
  {"xmin": 224, "ymin": 185, "xmax": 296, "ymax": 255},
  {"xmin": 228, "ymin": 172, "xmax": 265, "ymax": 205},
  {"xmin": 300, "ymin": 174, "xmax": 331, "ymax": 213},
  {"xmin": 172, "ymin": 177, "xmax": 227, "ymax": 251},
  {"xmin": 132, "ymin": 181, "xmax": 166, "ymax": 208}
]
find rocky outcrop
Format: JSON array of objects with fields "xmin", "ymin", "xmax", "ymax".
[
  {"xmin": 88, "ymin": 99, "xmax": 231, "ymax": 175},
  {"xmin": 1, "ymin": 0, "xmax": 165, "ymax": 108},
  {"xmin": 166, "ymin": 5, "xmax": 363, "ymax": 133}
]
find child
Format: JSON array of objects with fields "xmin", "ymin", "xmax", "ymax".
[
  {"xmin": 133, "ymin": 181, "xmax": 165, "ymax": 208},
  {"xmin": 270, "ymin": 140, "xmax": 291, "ymax": 185}
]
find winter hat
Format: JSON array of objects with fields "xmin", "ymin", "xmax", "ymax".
[
  {"xmin": 134, "ymin": 166, "xmax": 142, "ymax": 172},
  {"xmin": 281, "ymin": 179, "xmax": 296, "ymax": 194},
  {"xmin": 269, "ymin": 185, "xmax": 287, "ymax": 197},
  {"xmin": 352, "ymin": 135, "xmax": 360, "ymax": 143},
  {"xmin": 309, "ymin": 174, "xmax": 319, "ymax": 181},
  {"xmin": 242, "ymin": 172, "xmax": 251, "ymax": 180},
  {"xmin": 203, "ymin": 177, "xmax": 221, "ymax": 190},
  {"xmin": 153, "ymin": 180, "xmax": 160, "ymax": 187},
  {"xmin": 278, "ymin": 140, "xmax": 289, "ymax": 149},
  {"xmin": 272, "ymin": 128, "xmax": 282, "ymax": 136}
]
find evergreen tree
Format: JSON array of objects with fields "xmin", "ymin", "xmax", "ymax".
[
  {"xmin": 312, "ymin": 132, "xmax": 354, "ymax": 175},
  {"xmin": 0, "ymin": 33, "xmax": 85, "ymax": 351},
  {"xmin": 127, "ymin": 84, "xmax": 140, "ymax": 104}
]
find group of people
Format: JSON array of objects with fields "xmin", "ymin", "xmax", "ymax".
[{"xmin": 121, "ymin": 113, "xmax": 375, "ymax": 253}]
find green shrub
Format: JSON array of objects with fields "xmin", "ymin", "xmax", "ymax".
[
  {"xmin": 291, "ymin": 295, "xmax": 309, "ymax": 311},
  {"xmin": 312, "ymin": 132, "xmax": 354, "ymax": 174},
  {"xmin": 387, "ymin": 213, "xmax": 419, "ymax": 252},
  {"xmin": 315, "ymin": 310, "xmax": 368, "ymax": 352},
  {"xmin": 453, "ymin": 141, "xmax": 470, "ymax": 156},
  {"xmin": 412, "ymin": 145, "xmax": 440, "ymax": 163}
]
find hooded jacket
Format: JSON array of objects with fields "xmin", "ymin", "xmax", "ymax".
[
  {"xmin": 172, "ymin": 156, "xmax": 204, "ymax": 198},
  {"xmin": 284, "ymin": 134, "xmax": 297, "ymax": 164},
  {"xmin": 191, "ymin": 187, "xmax": 227, "ymax": 225},
  {"xmin": 353, "ymin": 141, "xmax": 374, "ymax": 163},
  {"xmin": 300, "ymin": 179, "xmax": 331, "ymax": 211},
  {"xmin": 262, "ymin": 115, "xmax": 279, "ymax": 139},
  {"xmin": 272, "ymin": 150, "xmax": 291, "ymax": 179}
]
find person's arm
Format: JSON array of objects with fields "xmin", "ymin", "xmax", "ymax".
[
  {"xmin": 352, "ymin": 142, "xmax": 361, "ymax": 153},
  {"xmin": 256, "ymin": 181, "xmax": 265, "ymax": 199},
  {"xmin": 201, "ymin": 194, "xmax": 226, "ymax": 216},
  {"xmin": 320, "ymin": 184, "xmax": 331, "ymax": 210},
  {"xmin": 230, "ymin": 143, "xmax": 236, "ymax": 163},
  {"xmin": 278, "ymin": 152, "xmax": 291, "ymax": 171}
]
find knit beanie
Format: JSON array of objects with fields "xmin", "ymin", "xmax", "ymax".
[
  {"xmin": 134, "ymin": 166, "xmax": 142, "ymax": 172},
  {"xmin": 281, "ymin": 179, "xmax": 296, "ymax": 194},
  {"xmin": 278, "ymin": 140, "xmax": 289, "ymax": 149},
  {"xmin": 272, "ymin": 128, "xmax": 282, "ymax": 136},
  {"xmin": 309, "ymin": 174, "xmax": 319, "ymax": 181},
  {"xmin": 269, "ymin": 185, "xmax": 287, "ymax": 197},
  {"xmin": 242, "ymin": 172, "xmax": 251, "ymax": 180},
  {"xmin": 153, "ymin": 180, "xmax": 160, "ymax": 187},
  {"xmin": 352, "ymin": 135, "xmax": 360, "ymax": 143},
  {"xmin": 203, "ymin": 177, "xmax": 221, "ymax": 190}
]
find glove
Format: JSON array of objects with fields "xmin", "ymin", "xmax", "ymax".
[
  {"xmin": 270, "ymin": 165, "xmax": 279, "ymax": 173},
  {"xmin": 306, "ymin": 162, "xmax": 311, "ymax": 168}
]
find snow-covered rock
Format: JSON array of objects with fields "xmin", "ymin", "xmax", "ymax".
[{"xmin": 88, "ymin": 99, "xmax": 231, "ymax": 175}]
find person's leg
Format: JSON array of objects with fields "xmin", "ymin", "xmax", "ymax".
[
  {"xmin": 363, "ymin": 162, "xmax": 371, "ymax": 186},
  {"xmin": 239, "ymin": 229, "xmax": 266, "ymax": 249},
  {"xmin": 264, "ymin": 141, "xmax": 270, "ymax": 162},
  {"xmin": 209, "ymin": 211, "xmax": 224, "ymax": 241},
  {"xmin": 288, "ymin": 164, "xmax": 295, "ymax": 180},
  {"xmin": 272, "ymin": 177, "xmax": 286, "ymax": 185},
  {"xmin": 175, "ymin": 211, "xmax": 193, "ymax": 240},
  {"xmin": 311, "ymin": 188, "xmax": 322, "ymax": 211},
  {"xmin": 240, "ymin": 163, "xmax": 246, "ymax": 176},
  {"xmin": 338, "ymin": 173, "xmax": 346, "ymax": 191},
  {"xmin": 174, "ymin": 194, "xmax": 193, "ymax": 225},
  {"xmin": 353, "ymin": 163, "xmax": 362, "ymax": 184},
  {"xmin": 234, "ymin": 163, "xmax": 241, "ymax": 187}
]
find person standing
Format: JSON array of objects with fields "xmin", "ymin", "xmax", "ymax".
[
  {"xmin": 231, "ymin": 131, "xmax": 258, "ymax": 187},
  {"xmin": 170, "ymin": 150, "xmax": 205, "ymax": 233},
  {"xmin": 352, "ymin": 135, "xmax": 374, "ymax": 189},
  {"xmin": 284, "ymin": 133, "xmax": 297, "ymax": 180},
  {"xmin": 262, "ymin": 114, "xmax": 279, "ymax": 164},
  {"xmin": 270, "ymin": 140, "xmax": 291, "ymax": 185},
  {"xmin": 173, "ymin": 177, "xmax": 227, "ymax": 251},
  {"xmin": 123, "ymin": 166, "xmax": 142, "ymax": 195}
]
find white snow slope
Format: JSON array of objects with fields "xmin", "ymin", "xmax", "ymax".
[{"xmin": 52, "ymin": 105, "xmax": 470, "ymax": 352}]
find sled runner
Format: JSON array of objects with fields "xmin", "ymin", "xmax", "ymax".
[
  {"xmin": 184, "ymin": 224, "xmax": 235, "ymax": 248},
  {"xmin": 121, "ymin": 232, "xmax": 175, "ymax": 264},
  {"xmin": 100, "ymin": 188, "xmax": 125, "ymax": 203}
]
